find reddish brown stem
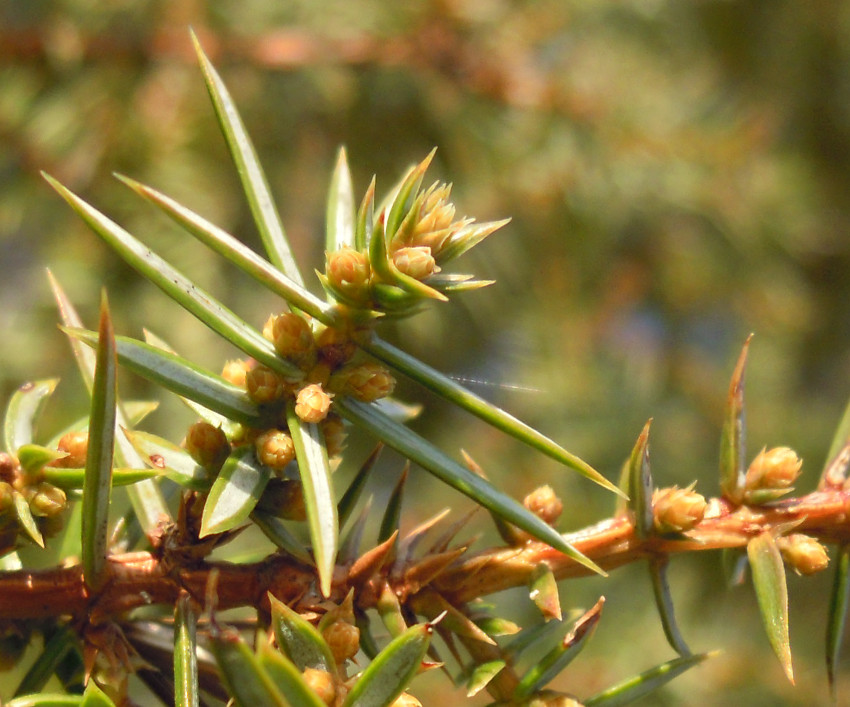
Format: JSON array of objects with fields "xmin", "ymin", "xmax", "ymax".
[{"xmin": 2, "ymin": 489, "xmax": 849, "ymax": 622}]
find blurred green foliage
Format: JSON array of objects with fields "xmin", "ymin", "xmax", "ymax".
[{"xmin": 2, "ymin": 1, "xmax": 850, "ymax": 704}]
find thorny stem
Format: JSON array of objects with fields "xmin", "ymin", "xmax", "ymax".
[{"xmin": 1, "ymin": 488, "xmax": 849, "ymax": 622}]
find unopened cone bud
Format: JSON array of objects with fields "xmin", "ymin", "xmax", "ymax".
[
  {"xmin": 221, "ymin": 359, "xmax": 253, "ymax": 387},
  {"xmin": 321, "ymin": 414, "xmax": 348, "ymax": 458},
  {"xmin": 777, "ymin": 533, "xmax": 829, "ymax": 575},
  {"xmin": 254, "ymin": 429, "xmax": 296, "ymax": 471},
  {"xmin": 245, "ymin": 366, "xmax": 291, "ymax": 404},
  {"xmin": 0, "ymin": 482, "xmax": 14, "ymax": 513},
  {"xmin": 332, "ymin": 362, "xmax": 396, "ymax": 402},
  {"xmin": 184, "ymin": 422, "xmax": 230, "ymax": 470},
  {"xmin": 322, "ymin": 620, "xmax": 360, "ymax": 664},
  {"xmin": 56, "ymin": 431, "xmax": 89, "ymax": 468},
  {"xmin": 652, "ymin": 484, "xmax": 707, "ymax": 533},
  {"xmin": 523, "ymin": 485, "xmax": 563, "ymax": 525},
  {"xmin": 269, "ymin": 312, "xmax": 315, "ymax": 362},
  {"xmin": 256, "ymin": 479, "xmax": 307, "ymax": 520},
  {"xmin": 392, "ymin": 246, "xmax": 437, "ymax": 280},
  {"xmin": 29, "ymin": 482, "xmax": 66, "ymax": 517},
  {"xmin": 391, "ymin": 693, "xmax": 423, "ymax": 707},
  {"xmin": 326, "ymin": 246, "xmax": 371, "ymax": 298},
  {"xmin": 295, "ymin": 384, "xmax": 333, "ymax": 423},
  {"xmin": 302, "ymin": 667, "xmax": 336, "ymax": 705},
  {"xmin": 745, "ymin": 447, "xmax": 802, "ymax": 491}
]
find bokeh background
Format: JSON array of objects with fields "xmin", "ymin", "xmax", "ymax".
[{"xmin": 2, "ymin": 1, "xmax": 850, "ymax": 704}]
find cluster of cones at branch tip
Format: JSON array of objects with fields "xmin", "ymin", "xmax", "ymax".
[{"xmin": 1, "ymin": 32, "xmax": 850, "ymax": 707}]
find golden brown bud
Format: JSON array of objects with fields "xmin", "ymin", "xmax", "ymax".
[
  {"xmin": 322, "ymin": 620, "xmax": 360, "ymax": 664},
  {"xmin": 523, "ymin": 485, "xmax": 563, "ymax": 525},
  {"xmin": 295, "ymin": 384, "xmax": 333, "ymax": 423},
  {"xmin": 56, "ymin": 431, "xmax": 89, "ymax": 468},
  {"xmin": 0, "ymin": 481, "xmax": 15, "ymax": 513},
  {"xmin": 777, "ymin": 533, "xmax": 829, "ymax": 575},
  {"xmin": 745, "ymin": 447, "xmax": 802, "ymax": 491},
  {"xmin": 245, "ymin": 366, "xmax": 291, "ymax": 404},
  {"xmin": 302, "ymin": 667, "xmax": 336, "ymax": 705},
  {"xmin": 221, "ymin": 359, "xmax": 253, "ymax": 387},
  {"xmin": 256, "ymin": 479, "xmax": 307, "ymax": 520},
  {"xmin": 184, "ymin": 422, "xmax": 230, "ymax": 470},
  {"xmin": 254, "ymin": 429, "xmax": 296, "ymax": 471},
  {"xmin": 331, "ymin": 362, "xmax": 396, "ymax": 403},
  {"xmin": 326, "ymin": 247, "xmax": 371, "ymax": 298},
  {"xmin": 390, "ymin": 693, "xmax": 423, "ymax": 707},
  {"xmin": 29, "ymin": 482, "xmax": 66, "ymax": 517},
  {"xmin": 320, "ymin": 414, "xmax": 348, "ymax": 458},
  {"xmin": 652, "ymin": 484, "xmax": 707, "ymax": 533},
  {"xmin": 392, "ymin": 246, "xmax": 437, "ymax": 280},
  {"xmin": 269, "ymin": 313, "xmax": 315, "ymax": 363}
]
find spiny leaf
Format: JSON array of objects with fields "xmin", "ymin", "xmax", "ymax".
[
  {"xmin": 355, "ymin": 177, "xmax": 376, "ymax": 252},
  {"xmin": 66, "ymin": 328, "xmax": 266, "ymax": 428},
  {"xmin": 258, "ymin": 643, "xmax": 329, "ymax": 707},
  {"xmin": 13, "ymin": 624, "xmax": 75, "ymax": 697},
  {"xmin": 121, "ymin": 429, "xmax": 211, "ymax": 490},
  {"xmin": 825, "ymin": 390, "xmax": 850, "ymax": 475},
  {"xmin": 466, "ymin": 660, "xmax": 506, "ymax": 698},
  {"xmin": 142, "ymin": 328, "xmax": 240, "ymax": 436},
  {"xmin": 827, "ymin": 544, "xmax": 850, "ymax": 702},
  {"xmin": 200, "ymin": 447, "xmax": 272, "ymax": 537},
  {"xmin": 379, "ymin": 464, "xmax": 408, "ymax": 544},
  {"xmin": 80, "ymin": 679, "xmax": 118, "ymax": 707},
  {"xmin": 336, "ymin": 398, "xmax": 604, "ymax": 575},
  {"xmin": 326, "ymin": 146, "xmax": 356, "ymax": 253},
  {"xmin": 49, "ymin": 272, "xmax": 170, "ymax": 537},
  {"xmin": 47, "ymin": 269, "xmax": 96, "ymax": 390},
  {"xmin": 821, "ymin": 440, "xmax": 850, "ymax": 491},
  {"xmin": 208, "ymin": 624, "xmax": 288, "ymax": 707},
  {"xmin": 252, "ymin": 510, "xmax": 315, "ymax": 565},
  {"xmin": 269, "ymin": 592, "xmax": 336, "ymax": 673},
  {"xmin": 748, "ymin": 530, "xmax": 794, "ymax": 683},
  {"xmin": 6, "ymin": 697, "xmax": 82, "ymax": 707},
  {"xmin": 116, "ymin": 174, "xmax": 334, "ymax": 324},
  {"xmin": 16, "ymin": 444, "xmax": 65, "ymax": 475},
  {"xmin": 286, "ymin": 404, "xmax": 338, "ymax": 598},
  {"xmin": 342, "ymin": 619, "xmax": 437, "ymax": 707},
  {"xmin": 584, "ymin": 652, "xmax": 714, "ymax": 707},
  {"xmin": 82, "ymin": 293, "xmax": 117, "ymax": 591},
  {"xmin": 377, "ymin": 582, "xmax": 408, "ymax": 638},
  {"xmin": 503, "ymin": 619, "xmax": 570, "ymax": 660},
  {"xmin": 529, "ymin": 563, "xmax": 562, "ymax": 621},
  {"xmin": 191, "ymin": 31, "xmax": 303, "ymax": 285},
  {"xmin": 384, "ymin": 150, "xmax": 435, "ymax": 241},
  {"xmin": 338, "ymin": 443, "xmax": 383, "ymax": 529},
  {"xmin": 3, "ymin": 379, "xmax": 59, "ymax": 454},
  {"xmin": 362, "ymin": 336, "xmax": 623, "ymax": 498},
  {"xmin": 513, "ymin": 596, "xmax": 605, "ymax": 700},
  {"xmin": 435, "ymin": 219, "xmax": 510, "ymax": 264},
  {"xmin": 174, "ymin": 594, "xmax": 200, "ymax": 707},
  {"xmin": 473, "ymin": 615, "xmax": 521, "ymax": 638},
  {"xmin": 41, "ymin": 466, "xmax": 160, "ymax": 490},
  {"xmin": 627, "ymin": 420, "xmax": 653, "ymax": 540},
  {"xmin": 13, "ymin": 490, "xmax": 43, "ymax": 547},
  {"xmin": 43, "ymin": 174, "xmax": 302, "ymax": 380},
  {"xmin": 339, "ymin": 496, "xmax": 374, "ymax": 563},
  {"xmin": 649, "ymin": 557, "xmax": 690, "ymax": 656},
  {"xmin": 720, "ymin": 335, "xmax": 752, "ymax": 503}
]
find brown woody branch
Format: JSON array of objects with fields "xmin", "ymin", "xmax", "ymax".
[{"xmin": 1, "ymin": 488, "xmax": 849, "ymax": 623}]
